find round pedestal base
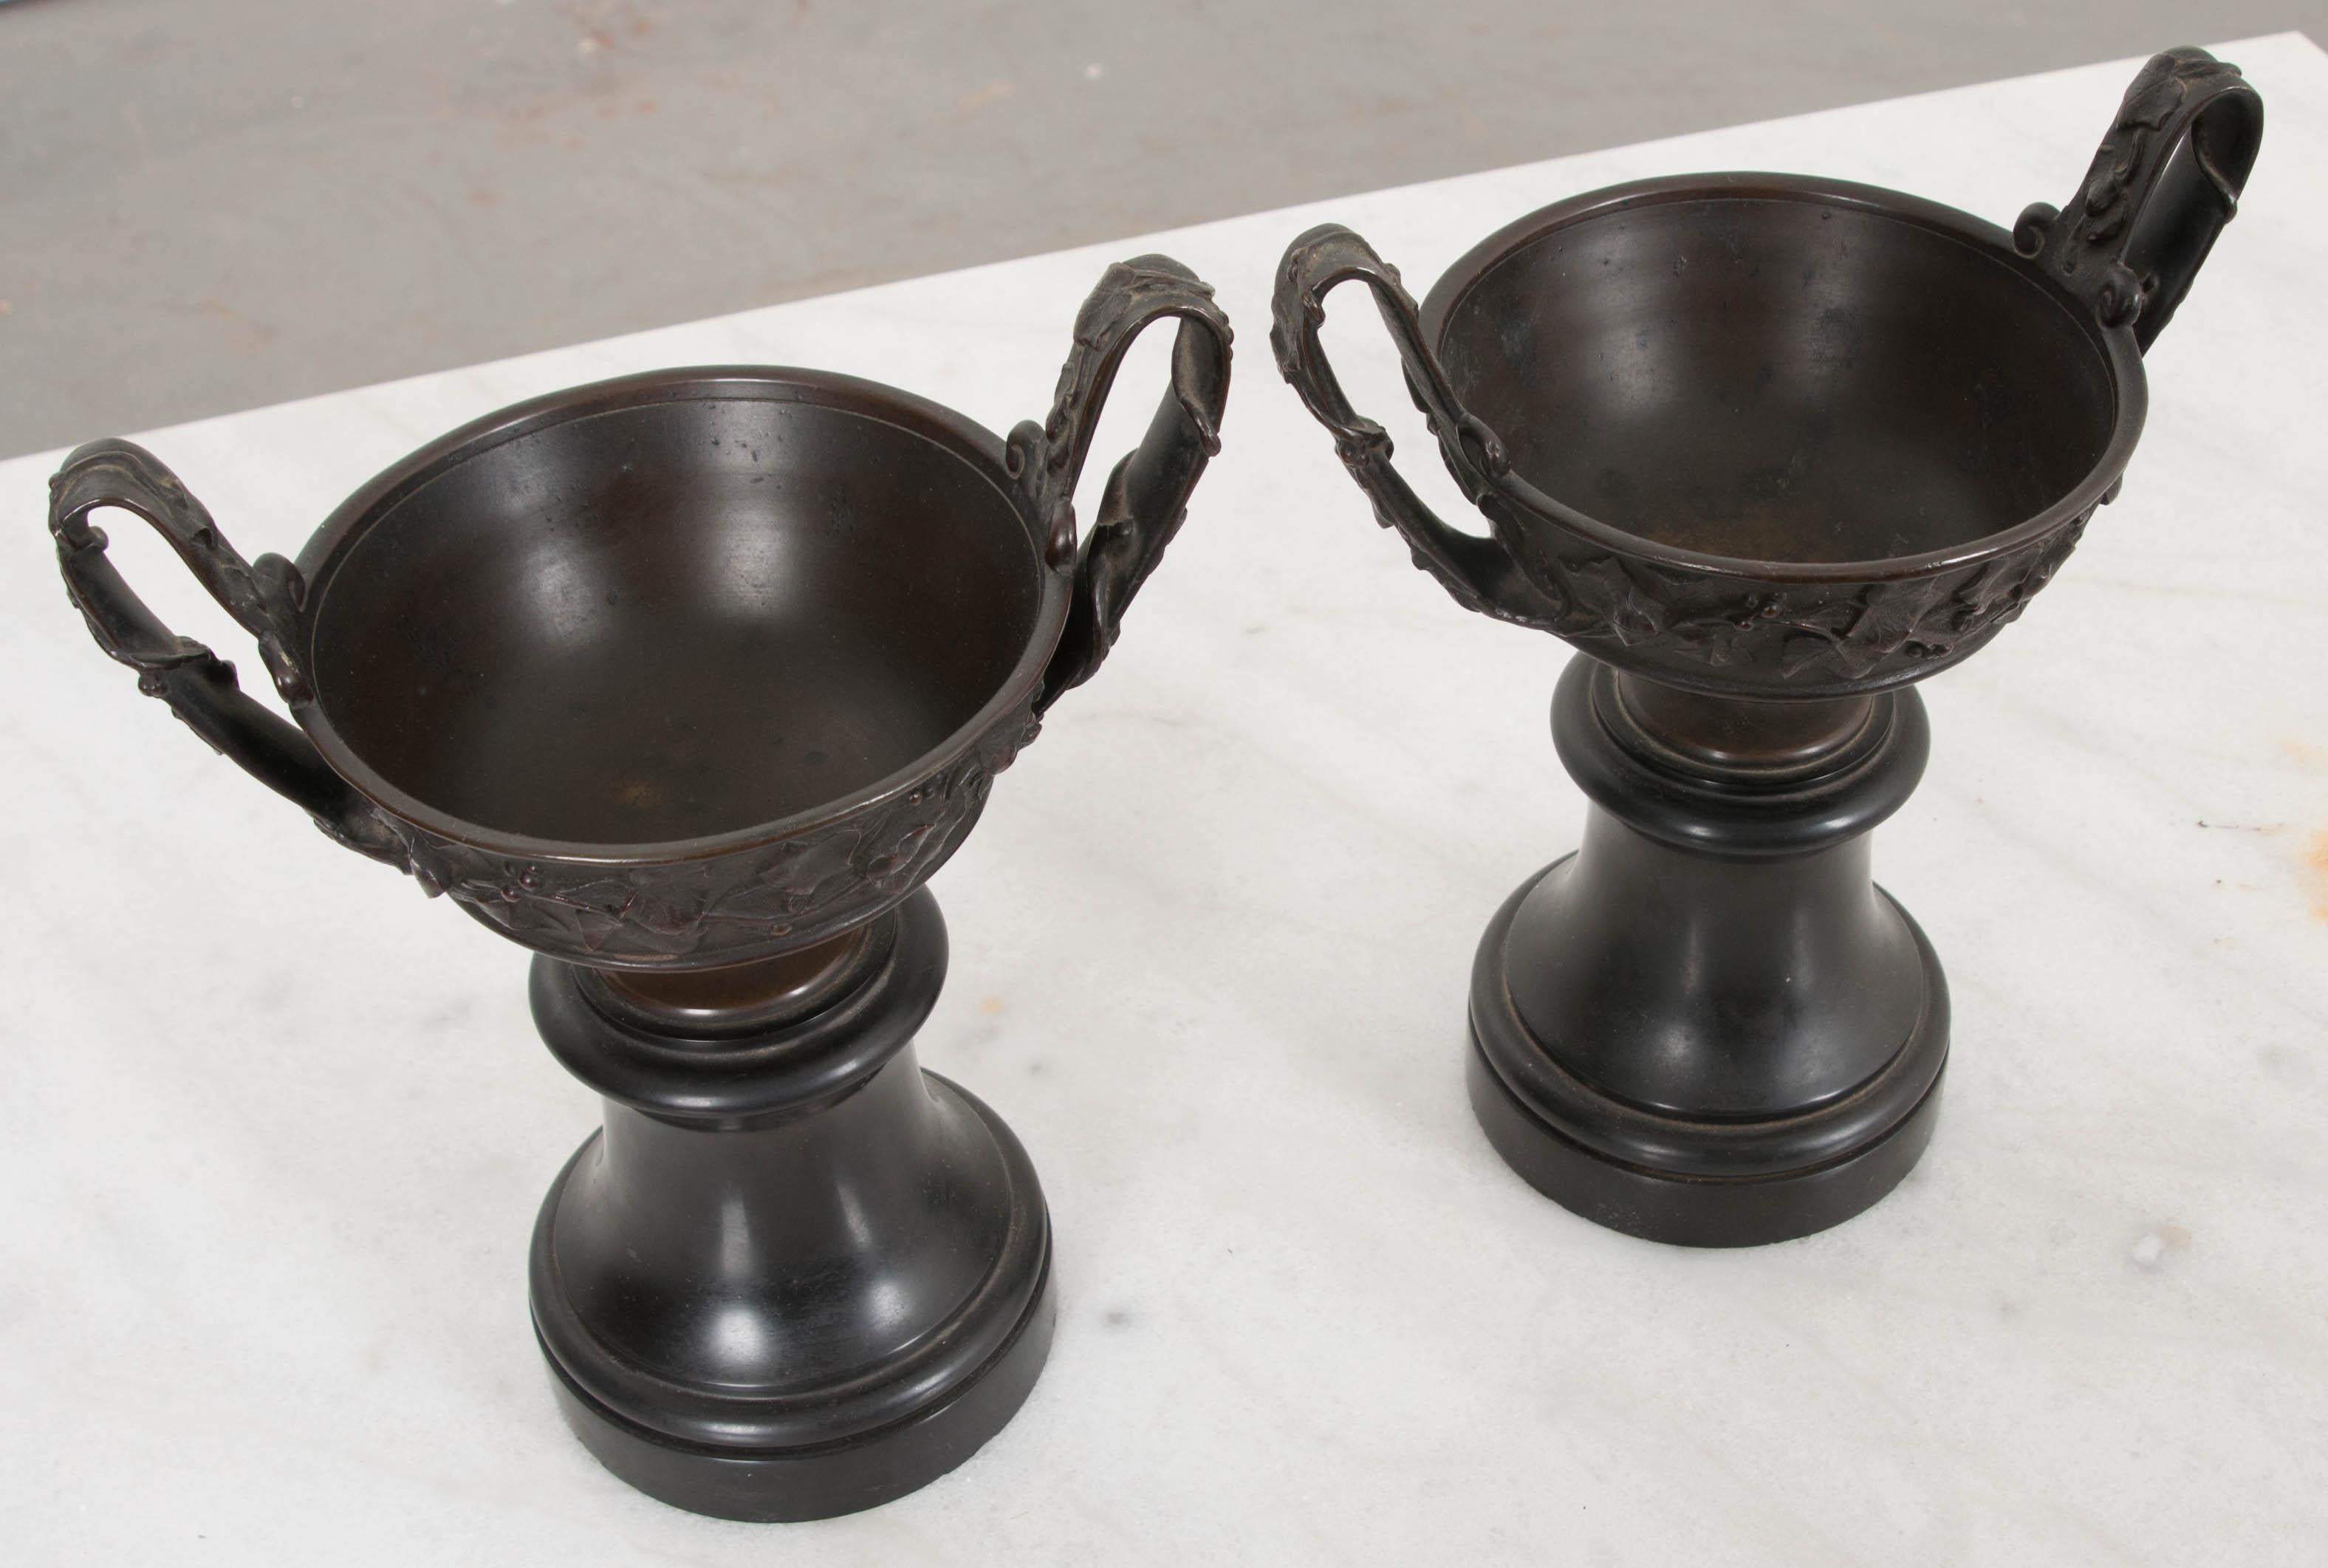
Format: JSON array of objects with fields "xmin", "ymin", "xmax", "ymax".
[
  {"xmin": 527, "ymin": 889, "xmax": 1056, "ymax": 1521},
  {"xmin": 1468, "ymin": 864, "xmax": 1948, "ymax": 1247},
  {"xmin": 533, "ymin": 1077, "xmax": 1056, "ymax": 1522}
]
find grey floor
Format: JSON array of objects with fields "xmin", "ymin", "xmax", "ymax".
[{"xmin": 1, "ymin": 0, "xmax": 2314, "ymax": 459}]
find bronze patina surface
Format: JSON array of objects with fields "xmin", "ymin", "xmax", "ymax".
[
  {"xmin": 1275, "ymin": 48, "xmax": 2261, "ymax": 1245},
  {"xmin": 49, "ymin": 254, "xmax": 1233, "ymax": 1518}
]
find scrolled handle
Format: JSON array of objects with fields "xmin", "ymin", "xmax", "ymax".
[
  {"xmin": 1010, "ymin": 253, "xmax": 1233, "ymax": 712},
  {"xmin": 1270, "ymin": 223, "xmax": 1557, "ymax": 628},
  {"xmin": 2016, "ymin": 44, "xmax": 2263, "ymax": 353},
  {"xmin": 49, "ymin": 439, "xmax": 407, "ymax": 866}
]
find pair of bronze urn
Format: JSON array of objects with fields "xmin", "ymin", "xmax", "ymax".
[{"xmin": 46, "ymin": 49, "xmax": 2262, "ymax": 1521}]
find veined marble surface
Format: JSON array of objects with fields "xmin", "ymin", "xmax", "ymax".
[{"xmin": 3, "ymin": 35, "xmax": 2324, "ymax": 1567}]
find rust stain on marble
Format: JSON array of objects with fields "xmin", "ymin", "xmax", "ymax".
[{"xmin": 2131, "ymin": 1221, "xmax": 2192, "ymax": 1269}]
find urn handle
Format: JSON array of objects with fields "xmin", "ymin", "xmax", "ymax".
[
  {"xmin": 49, "ymin": 439, "xmax": 407, "ymax": 866},
  {"xmin": 1271, "ymin": 223, "xmax": 1558, "ymax": 629},
  {"xmin": 1013, "ymin": 253, "xmax": 1233, "ymax": 712},
  {"xmin": 2016, "ymin": 44, "xmax": 2263, "ymax": 353}
]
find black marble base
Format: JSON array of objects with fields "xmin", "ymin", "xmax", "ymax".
[
  {"xmin": 526, "ymin": 890, "xmax": 1055, "ymax": 1520},
  {"xmin": 1462, "ymin": 659, "xmax": 1950, "ymax": 1247}
]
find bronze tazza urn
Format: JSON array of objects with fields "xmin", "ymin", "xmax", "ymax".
[
  {"xmin": 47, "ymin": 256, "xmax": 1230, "ymax": 1519},
  {"xmin": 1273, "ymin": 47, "xmax": 2262, "ymax": 1247}
]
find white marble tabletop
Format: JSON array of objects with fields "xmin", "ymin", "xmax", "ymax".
[{"xmin": 4, "ymin": 34, "xmax": 2324, "ymax": 1567}]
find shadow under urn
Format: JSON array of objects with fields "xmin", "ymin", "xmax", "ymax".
[
  {"xmin": 1273, "ymin": 47, "xmax": 2262, "ymax": 1246},
  {"xmin": 48, "ymin": 256, "xmax": 1231, "ymax": 1519}
]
